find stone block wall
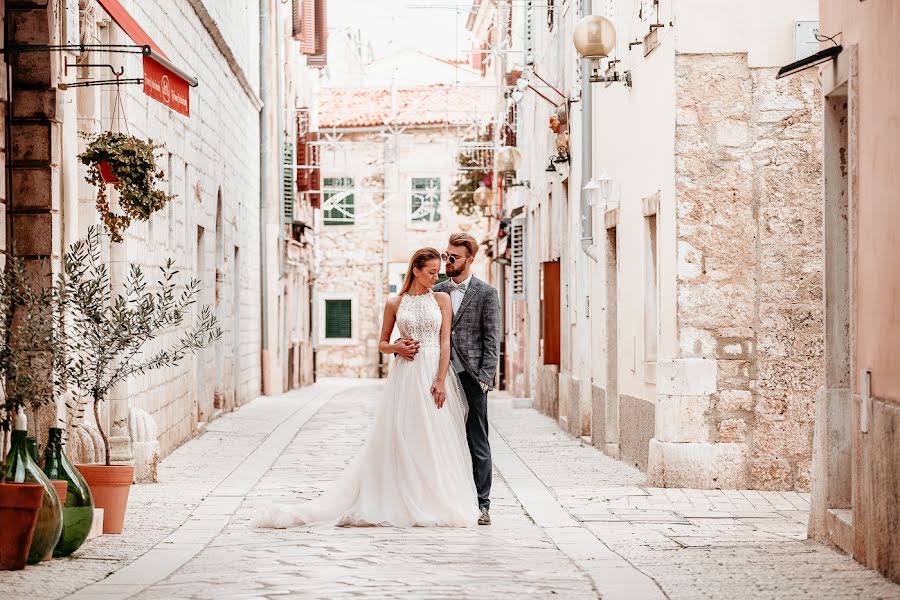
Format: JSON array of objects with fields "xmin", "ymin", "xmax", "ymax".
[
  {"xmin": 664, "ymin": 53, "xmax": 823, "ymax": 490},
  {"xmin": 316, "ymin": 135, "xmax": 385, "ymax": 378},
  {"xmin": 68, "ymin": 0, "xmax": 265, "ymax": 458}
]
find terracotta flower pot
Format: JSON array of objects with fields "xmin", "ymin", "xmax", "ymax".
[
  {"xmin": 0, "ymin": 482, "xmax": 43, "ymax": 571},
  {"xmin": 98, "ymin": 160, "xmax": 119, "ymax": 184},
  {"xmin": 75, "ymin": 465, "xmax": 133, "ymax": 534}
]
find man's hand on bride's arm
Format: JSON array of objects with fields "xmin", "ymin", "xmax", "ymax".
[
  {"xmin": 394, "ymin": 337, "xmax": 420, "ymax": 361},
  {"xmin": 431, "ymin": 378, "xmax": 446, "ymax": 409}
]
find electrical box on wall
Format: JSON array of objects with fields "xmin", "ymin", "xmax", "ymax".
[{"xmin": 794, "ymin": 21, "xmax": 821, "ymax": 62}]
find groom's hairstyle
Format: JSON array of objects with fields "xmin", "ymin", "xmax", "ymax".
[{"xmin": 448, "ymin": 232, "xmax": 479, "ymax": 258}]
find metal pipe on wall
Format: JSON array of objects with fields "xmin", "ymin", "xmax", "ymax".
[
  {"xmin": 258, "ymin": 0, "xmax": 271, "ymax": 390},
  {"xmin": 580, "ymin": 2, "xmax": 599, "ymax": 262}
]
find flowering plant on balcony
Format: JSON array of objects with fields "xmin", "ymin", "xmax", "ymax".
[{"xmin": 78, "ymin": 132, "xmax": 175, "ymax": 243}]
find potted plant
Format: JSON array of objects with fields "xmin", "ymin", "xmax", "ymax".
[
  {"xmin": 60, "ymin": 228, "xmax": 221, "ymax": 533},
  {"xmin": 78, "ymin": 131, "xmax": 175, "ymax": 243},
  {"xmin": 0, "ymin": 254, "xmax": 62, "ymax": 568}
]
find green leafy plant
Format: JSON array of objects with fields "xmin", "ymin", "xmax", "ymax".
[
  {"xmin": 59, "ymin": 228, "xmax": 222, "ymax": 466},
  {"xmin": 0, "ymin": 254, "xmax": 62, "ymax": 482},
  {"xmin": 78, "ymin": 132, "xmax": 174, "ymax": 243},
  {"xmin": 450, "ymin": 150, "xmax": 488, "ymax": 217}
]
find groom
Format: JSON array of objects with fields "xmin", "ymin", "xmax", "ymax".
[{"xmin": 434, "ymin": 232, "xmax": 501, "ymax": 525}]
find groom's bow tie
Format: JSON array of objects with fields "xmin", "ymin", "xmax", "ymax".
[{"xmin": 448, "ymin": 281, "xmax": 468, "ymax": 293}]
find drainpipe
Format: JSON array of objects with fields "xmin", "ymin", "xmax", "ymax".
[
  {"xmin": 259, "ymin": 0, "xmax": 271, "ymax": 391},
  {"xmin": 580, "ymin": 3, "xmax": 600, "ymax": 262}
]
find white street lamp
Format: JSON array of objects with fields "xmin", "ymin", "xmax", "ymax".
[
  {"xmin": 573, "ymin": 15, "xmax": 616, "ymax": 59},
  {"xmin": 573, "ymin": 15, "xmax": 631, "ymax": 86},
  {"xmin": 496, "ymin": 146, "xmax": 522, "ymax": 174},
  {"xmin": 473, "ymin": 185, "xmax": 490, "ymax": 208},
  {"xmin": 583, "ymin": 173, "xmax": 612, "ymax": 206}
]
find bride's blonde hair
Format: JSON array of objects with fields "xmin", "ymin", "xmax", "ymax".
[{"xmin": 399, "ymin": 247, "xmax": 441, "ymax": 296}]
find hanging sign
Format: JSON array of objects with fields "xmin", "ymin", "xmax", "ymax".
[{"xmin": 143, "ymin": 55, "xmax": 191, "ymax": 116}]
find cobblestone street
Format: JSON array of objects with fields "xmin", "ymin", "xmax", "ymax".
[{"xmin": 2, "ymin": 381, "xmax": 898, "ymax": 599}]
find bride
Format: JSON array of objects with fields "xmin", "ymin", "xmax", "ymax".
[{"xmin": 253, "ymin": 247, "xmax": 480, "ymax": 528}]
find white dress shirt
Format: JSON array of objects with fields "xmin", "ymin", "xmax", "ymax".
[{"xmin": 449, "ymin": 274, "xmax": 472, "ymax": 315}]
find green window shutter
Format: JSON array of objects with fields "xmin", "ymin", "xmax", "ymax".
[
  {"xmin": 323, "ymin": 177, "xmax": 355, "ymax": 225},
  {"xmin": 283, "ymin": 141, "xmax": 295, "ymax": 223},
  {"xmin": 511, "ymin": 217, "xmax": 526, "ymax": 300},
  {"xmin": 410, "ymin": 177, "xmax": 441, "ymax": 223},
  {"xmin": 324, "ymin": 299, "xmax": 352, "ymax": 338}
]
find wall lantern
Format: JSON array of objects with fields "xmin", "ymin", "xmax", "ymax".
[
  {"xmin": 573, "ymin": 15, "xmax": 631, "ymax": 86},
  {"xmin": 473, "ymin": 185, "xmax": 491, "ymax": 208},
  {"xmin": 583, "ymin": 172, "xmax": 612, "ymax": 206},
  {"xmin": 497, "ymin": 146, "xmax": 522, "ymax": 174}
]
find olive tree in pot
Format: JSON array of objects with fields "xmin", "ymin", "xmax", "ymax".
[
  {"xmin": 0, "ymin": 254, "xmax": 62, "ymax": 569},
  {"xmin": 60, "ymin": 228, "xmax": 221, "ymax": 534}
]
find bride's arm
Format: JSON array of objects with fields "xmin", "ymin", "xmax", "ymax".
[
  {"xmin": 432, "ymin": 292, "xmax": 453, "ymax": 408},
  {"xmin": 377, "ymin": 298, "xmax": 401, "ymax": 355}
]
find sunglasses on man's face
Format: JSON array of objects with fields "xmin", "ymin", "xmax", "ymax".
[{"xmin": 441, "ymin": 252, "xmax": 467, "ymax": 265}]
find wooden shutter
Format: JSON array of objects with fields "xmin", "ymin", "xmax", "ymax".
[
  {"xmin": 282, "ymin": 140, "xmax": 295, "ymax": 223},
  {"xmin": 291, "ymin": 0, "xmax": 302, "ymax": 39},
  {"xmin": 300, "ymin": 0, "xmax": 328, "ymax": 68},
  {"xmin": 510, "ymin": 217, "xmax": 525, "ymax": 300},
  {"xmin": 308, "ymin": 131, "xmax": 321, "ymax": 208},
  {"xmin": 325, "ymin": 299, "xmax": 352, "ymax": 338},
  {"xmin": 296, "ymin": 108, "xmax": 310, "ymax": 191},
  {"xmin": 299, "ymin": 0, "xmax": 317, "ymax": 54},
  {"xmin": 542, "ymin": 261, "xmax": 560, "ymax": 365}
]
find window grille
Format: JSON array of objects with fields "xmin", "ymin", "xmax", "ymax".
[
  {"xmin": 410, "ymin": 177, "xmax": 442, "ymax": 223},
  {"xmin": 323, "ymin": 177, "xmax": 354, "ymax": 225}
]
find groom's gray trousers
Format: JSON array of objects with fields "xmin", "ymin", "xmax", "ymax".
[{"xmin": 457, "ymin": 370, "xmax": 491, "ymax": 510}]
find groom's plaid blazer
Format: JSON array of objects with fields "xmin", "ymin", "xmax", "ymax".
[{"xmin": 434, "ymin": 276, "xmax": 501, "ymax": 391}]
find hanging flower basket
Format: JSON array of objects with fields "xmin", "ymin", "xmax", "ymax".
[{"xmin": 78, "ymin": 132, "xmax": 174, "ymax": 242}]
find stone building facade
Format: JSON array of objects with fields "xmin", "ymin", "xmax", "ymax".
[
  {"xmin": 2, "ymin": 0, "xmax": 321, "ymax": 475},
  {"xmin": 471, "ymin": 0, "xmax": 824, "ymax": 491},
  {"xmin": 315, "ymin": 86, "xmax": 490, "ymax": 378}
]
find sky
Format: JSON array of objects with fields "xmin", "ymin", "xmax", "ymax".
[{"xmin": 328, "ymin": 0, "xmax": 472, "ymax": 61}]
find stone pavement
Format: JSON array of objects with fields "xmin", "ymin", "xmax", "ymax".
[{"xmin": 1, "ymin": 379, "xmax": 898, "ymax": 599}]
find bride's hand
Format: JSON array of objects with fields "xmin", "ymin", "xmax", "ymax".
[{"xmin": 430, "ymin": 379, "xmax": 446, "ymax": 409}]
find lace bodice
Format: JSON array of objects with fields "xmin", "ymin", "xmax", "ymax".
[{"xmin": 396, "ymin": 291, "xmax": 442, "ymax": 349}]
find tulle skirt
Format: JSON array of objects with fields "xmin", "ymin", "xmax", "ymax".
[{"xmin": 253, "ymin": 347, "xmax": 480, "ymax": 528}]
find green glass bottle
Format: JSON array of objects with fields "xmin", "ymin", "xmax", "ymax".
[
  {"xmin": 43, "ymin": 427, "xmax": 94, "ymax": 557},
  {"xmin": 5, "ymin": 412, "xmax": 63, "ymax": 564},
  {"xmin": 26, "ymin": 437, "xmax": 39, "ymax": 463}
]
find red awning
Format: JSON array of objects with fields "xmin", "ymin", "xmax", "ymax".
[{"xmin": 97, "ymin": 0, "xmax": 198, "ymax": 116}]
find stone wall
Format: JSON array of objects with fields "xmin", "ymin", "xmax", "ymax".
[
  {"xmin": 316, "ymin": 134, "xmax": 385, "ymax": 378},
  {"xmin": 69, "ymin": 0, "xmax": 267, "ymax": 458},
  {"xmin": 669, "ymin": 53, "xmax": 822, "ymax": 490},
  {"xmin": 315, "ymin": 127, "xmax": 488, "ymax": 379}
]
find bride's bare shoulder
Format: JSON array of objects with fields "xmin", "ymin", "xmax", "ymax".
[
  {"xmin": 433, "ymin": 291, "xmax": 451, "ymax": 306},
  {"xmin": 384, "ymin": 295, "xmax": 403, "ymax": 310}
]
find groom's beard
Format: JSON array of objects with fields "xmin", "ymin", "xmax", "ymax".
[{"xmin": 446, "ymin": 263, "xmax": 463, "ymax": 278}]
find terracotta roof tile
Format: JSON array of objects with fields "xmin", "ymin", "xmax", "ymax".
[{"xmin": 318, "ymin": 85, "xmax": 487, "ymax": 128}]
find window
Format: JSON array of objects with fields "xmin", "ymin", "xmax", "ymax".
[
  {"xmin": 410, "ymin": 177, "xmax": 441, "ymax": 223},
  {"xmin": 323, "ymin": 177, "xmax": 354, "ymax": 225},
  {"xmin": 282, "ymin": 140, "xmax": 295, "ymax": 223},
  {"xmin": 324, "ymin": 299, "xmax": 352, "ymax": 339},
  {"xmin": 510, "ymin": 217, "xmax": 526, "ymax": 300}
]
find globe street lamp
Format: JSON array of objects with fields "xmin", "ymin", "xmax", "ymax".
[{"xmin": 573, "ymin": 15, "xmax": 630, "ymax": 86}]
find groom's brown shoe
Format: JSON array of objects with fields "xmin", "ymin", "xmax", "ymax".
[{"xmin": 478, "ymin": 507, "xmax": 491, "ymax": 525}]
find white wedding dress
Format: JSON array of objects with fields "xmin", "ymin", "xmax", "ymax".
[{"xmin": 253, "ymin": 291, "xmax": 480, "ymax": 528}]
